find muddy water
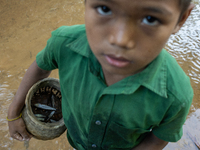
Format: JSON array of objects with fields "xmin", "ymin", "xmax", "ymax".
[{"xmin": 0, "ymin": 0, "xmax": 199, "ymax": 149}]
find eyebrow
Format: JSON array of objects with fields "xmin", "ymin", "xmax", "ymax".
[
  {"xmin": 140, "ymin": 7, "xmax": 172, "ymax": 16},
  {"xmin": 94, "ymin": 0, "xmax": 113, "ymax": 2},
  {"xmin": 94, "ymin": 0, "xmax": 173, "ymax": 16},
  {"xmin": 94, "ymin": 0, "xmax": 173, "ymax": 15}
]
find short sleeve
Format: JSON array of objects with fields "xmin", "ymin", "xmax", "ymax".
[
  {"xmin": 152, "ymin": 93, "xmax": 193, "ymax": 142},
  {"xmin": 36, "ymin": 25, "xmax": 86, "ymax": 70},
  {"xmin": 36, "ymin": 35, "xmax": 59, "ymax": 71},
  {"xmin": 36, "ymin": 26, "xmax": 71, "ymax": 70}
]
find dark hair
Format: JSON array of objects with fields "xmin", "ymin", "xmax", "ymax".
[
  {"xmin": 178, "ymin": 0, "xmax": 192, "ymax": 22},
  {"xmin": 179, "ymin": 0, "xmax": 192, "ymax": 14}
]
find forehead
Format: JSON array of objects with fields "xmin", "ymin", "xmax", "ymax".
[
  {"xmin": 91, "ymin": 0, "xmax": 179, "ymax": 3},
  {"xmin": 87, "ymin": 0, "xmax": 181, "ymax": 16},
  {"xmin": 90, "ymin": 0, "xmax": 179, "ymax": 6}
]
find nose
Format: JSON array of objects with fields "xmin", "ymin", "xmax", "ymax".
[{"xmin": 108, "ymin": 19, "xmax": 135, "ymax": 49}]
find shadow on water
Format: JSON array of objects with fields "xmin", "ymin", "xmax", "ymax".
[{"xmin": 0, "ymin": 0, "xmax": 199, "ymax": 149}]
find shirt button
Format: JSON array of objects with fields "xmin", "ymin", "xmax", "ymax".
[
  {"xmin": 92, "ymin": 144, "xmax": 97, "ymax": 148},
  {"xmin": 95, "ymin": 120, "xmax": 101, "ymax": 125}
]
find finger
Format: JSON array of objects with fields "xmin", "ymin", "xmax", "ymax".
[
  {"xmin": 13, "ymin": 133, "xmax": 23, "ymax": 141},
  {"xmin": 20, "ymin": 130, "xmax": 32, "ymax": 141}
]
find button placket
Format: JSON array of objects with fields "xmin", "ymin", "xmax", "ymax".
[
  {"xmin": 95, "ymin": 120, "xmax": 102, "ymax": 125},
  {"xmin": 88, "ymin": 95, "xmax": 115, "ymax": 149},
  {"xmin": 92, "ymin": 144, "xmax": 97, "ymax": 148}
]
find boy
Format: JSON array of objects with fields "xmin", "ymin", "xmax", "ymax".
[{"xmin": 7, "ymin": 0, "xmax": 195, "ymax": 149}]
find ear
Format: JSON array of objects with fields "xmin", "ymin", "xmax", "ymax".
[{"xmin": 172, "ymin": 3, "xmax": 195, "ymax": 34}]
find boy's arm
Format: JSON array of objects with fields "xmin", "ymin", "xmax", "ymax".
[
  {"xmin": 7, "ymin": 60, "xmax": 51, "ymax": 141},
  {"xmin": 131, "ymin": 132, "xmax": 168, "ymax": 150}
]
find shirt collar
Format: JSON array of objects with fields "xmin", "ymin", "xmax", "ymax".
[
  {"xmin": 138, "ymin": 50, "xmax": 167, "ymax": 98},
  {"xmin": 66, "ymin": 33, "xmax": 91, "ymax": 57},
  {"xmin": 66, "ymin": 32, "xmax": 167, "ymax": 98},
  {"xmin": 66, "ymin": 33, "xmax": 104, "ymax": 79},
  {"xmin": 104, "ymin": 50, "xmax": 167, "ymax": 98}
]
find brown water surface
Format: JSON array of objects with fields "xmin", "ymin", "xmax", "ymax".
[{"xmin": 0, "ymin": 0, "xmax": 199, "ymax": 149}]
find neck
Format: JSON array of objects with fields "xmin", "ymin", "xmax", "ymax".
[
  {"xmin": 102, "ymin": 69, "xmax": 130, "ymax": 86},
  {"xmin": 102, "ymin": 67, "xmax": 146, "ymax": 86}
]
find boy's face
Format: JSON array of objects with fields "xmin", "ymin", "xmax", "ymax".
[{"xmin": 85, "ymin": 0, "xmax": 191, "ymax": 78}]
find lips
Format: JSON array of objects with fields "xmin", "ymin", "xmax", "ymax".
[{"xmin": 105, "ymin": 55, "xmax": 131, "ymax": 68}]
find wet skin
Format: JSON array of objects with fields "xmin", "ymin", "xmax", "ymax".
[{"xmin": 84, "ymin": 0, "xmax": 190, "ymax": 86}]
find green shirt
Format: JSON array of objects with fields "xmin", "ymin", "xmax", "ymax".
[{"xmin": 36, "ymin": 25, "xmax": 193, "ymax": 150}]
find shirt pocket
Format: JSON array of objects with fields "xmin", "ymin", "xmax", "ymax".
[{"xmin": 102, "ymin": 121, "xmax": 152, "ymax": 149}]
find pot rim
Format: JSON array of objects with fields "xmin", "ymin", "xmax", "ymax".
[{"xmin": 25, "ymin": 78, "xmax": 65, "ymax": 129}]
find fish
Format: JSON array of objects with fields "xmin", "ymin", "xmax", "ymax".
[
  {"xmin": 50, "ymin": 119, "xmax": 57, "ymax": 123},
  {"xmin": 34, "ymin": 103, "xmax": 56, "ymax": 111},
  {"xmin": 34, "ymin": 114, "xmax": 46, "ymax": 118},
  {"xmin": 24, "ymin": 141, "xmax": 29, "ymax": 150},
  {"xmin": 51, "ymin": 95, "xmax": 55, "ymax": 108},
  {"xmin": 36, "ymin": 117, "xmax": 45, "ymax": 121},
  {"xmin": 46, "ymin": 111, "xmax": 55, "ymax": 121}
]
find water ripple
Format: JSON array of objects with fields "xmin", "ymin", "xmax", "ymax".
[{"xmin": 166, "ymin": 2, "xmax": 200, "ymax": 85}]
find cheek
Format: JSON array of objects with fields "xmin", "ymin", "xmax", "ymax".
[
  {"xmin": 86, "ymin": 24, "xmax": 106, "ymax": 53},
  {"xmin": 140, "ymin": 30, "xmax": 170, "ymax": 53},
  {"xmin": 86, "ymin": 28, "xmax": 98, "ymax": 46},
  {"xmin": 134, "ymin": 38, "xmax": 164, "ymax": 64},
  {"xmin": 85, "ymin": 27, "xmax": 100, "ymax": 55}
]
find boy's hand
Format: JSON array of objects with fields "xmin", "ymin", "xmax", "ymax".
[
  {"xmin": 8, "ymin": 118, "xmax": 32, "ymax": 141},
  {"xmin": 7, "ymin": 60, "xmax": 51, "ymax": 141}
]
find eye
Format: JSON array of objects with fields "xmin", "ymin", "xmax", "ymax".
[
  {"xmin": 96, "ymin": 6, "xmax": 112, "ymax": 16},
  {"xmin": 142, "ymin": 16, "xmax": 159, "ymax": 26}
]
